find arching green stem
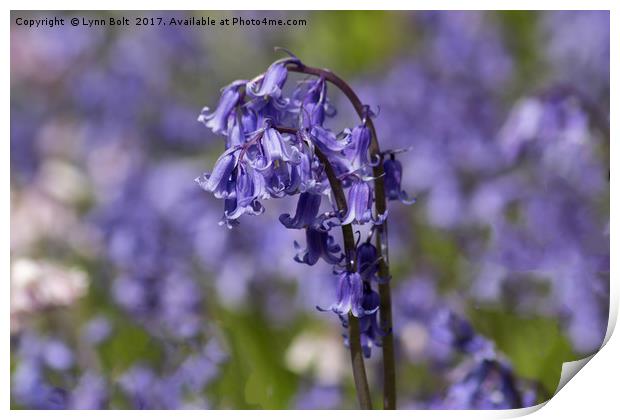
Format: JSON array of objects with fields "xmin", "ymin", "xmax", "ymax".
[{"xmin": 287, "ymin": 63, "xmax": 397, "ymax": 410}]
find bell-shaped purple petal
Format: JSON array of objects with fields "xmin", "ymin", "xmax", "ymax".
[
  {"xmin": 384, "ymin": 158, "xmax": 416, "ymax": 204},
  {"xmin": 227, "ymin": 107, "xmax": 258, "ymax": 147},
  {"xmin": 198, "ymin": 80, "xmax": 246, "ymax": 135},
  {"xmin": 235, "ymin": 165, "xmax": 260, "ymax": 207},
  {"xmin": 318, "ymin": 271, "xmax": 370, "ymax": 317},
  {"xmin": 279, "ymin": 192, "xmax": 322, "ymax": 229},
  {"xmin": 343, "ymin": 125, "xmax": 371, "ymax": 169},
  {"xmin": 195, "ymin": 149, "xmax": 238, "ymax": 199},
  {"xmin": 294, "ymin": 227, "xmax": 343, "ymax": 266},
  {"xmin": 247, "ymin": 61, "xmax": 289, "ymax": 99},
  {"xmin": 214, "ymin": 161, "xmax": 270, "ymax": 226},
  {"xmin": 295, "ymin": 77, "xmax": 328, "ymax": 129},
  {"xmin": 262, "ymin": 128, "xmax": 301, "ymax": 166},
  {"xmin": 340, "ymin": 180, "xmax": 373, "ymax": 225},
  {"xmin": 338, "ymin": 286, "xmax": 383, "ymax": 357}
]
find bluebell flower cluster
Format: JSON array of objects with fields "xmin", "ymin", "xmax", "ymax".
[{"xmin": 197, "ymin": 55, "xmax": 413, "ymax": 357}]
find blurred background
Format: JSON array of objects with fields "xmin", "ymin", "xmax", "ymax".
[{"xmin": 10, "ymin": 11, "xmax": 609, "ymax": 409}]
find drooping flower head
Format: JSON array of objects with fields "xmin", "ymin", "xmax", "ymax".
[{"xmin": 195, "ymin": 53, "xmax": 414, "ymax": 359}]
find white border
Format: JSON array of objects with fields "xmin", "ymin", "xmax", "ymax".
[{"xmin": 4, "ymin": 2, "xmax": 617, "ymax": 419}]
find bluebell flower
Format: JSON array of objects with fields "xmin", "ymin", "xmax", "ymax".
[
  {"xmin": 321, "ymin": 270, "xmax": 381, "ymax": 318},
  {"xmin": 198, "ymin": 80, "xmax": 246, "ymax": 135},
  {"xmin": 246, "ymin": 60, "xmax": 290, "ymax": 99},
  {"xmin": 340, "ymin": 179, "xmax": 387, "ymax": 225},
  {"xmin": 343, "ymin": 124, "xmax": 371, "ymax": 169},
  {"xmin": 226, "ymin": 107, "xmax": 257, "ymax": 147},
  {"xmin": 279, "ymin": 192, "xmax": 322, "ymax": 229},
  {"xmin": 341, "ymin": 179, "xmax": 372, "ymax": 224},
  {"xmin": 244, "ymin": 58, "xmax": 299, "ymax": 127},
  {"xmin": 223, "ymin": 164, "xmax": 266, "ymax": 221},
  {"xmin": 339, "ymin": 283, "xmax": 383, "ymax": 357},
  {"xmin": 297, "ymin": 141, "xmax": 329, "ymax": 194},
  {"xmin": 383, "ymin": 157, "xmax": 416, "ymax": 204},
  {"xmin": 319, "ymin": 271, "xmax": 365, "ymax": 316},
  {"xmin": 235, "ymin": 165, "xmax": 265, "ymax": 206},
  {"xmin": 356, "ymin": 242, "xmax": 383, "ymax": 283},
  {"xmin": 195, "ymin": 149, "xmax": 238, "ymax": 199},
  {"xmin": 294, "ymin": 227, "xmax": 343, "ymax": 266},
  {"xmin": 294, "ymin": 77, "xmax": 329, "ymax": 129}
]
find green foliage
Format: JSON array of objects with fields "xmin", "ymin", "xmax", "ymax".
[
  {"xmin": 496, "ymin": 11, "xmax": 545, "ymax": 96},
  {"xmin": 414, "ymin": 223, "xmax": 463, "ymax": 291},
  {"xmin": 208, "ymin": 307, "xmax": 300, "ymax": 409},
  {"xmin": 398, "ymin": 362, "xmax": 444, "ymax": 401},
  {"xmin": 468, "ymin": 307, "xmax": 577, "ymax": 395},
  {"xmin": 98, "ymin": 321, "xmax": 164, "ymax": 375},
  {"xmin": 290, "ymin": 11, "xmax": 412, "ymax": 76}
]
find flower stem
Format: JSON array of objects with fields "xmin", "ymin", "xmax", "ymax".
[
  {"xmin": 315, "ymin": 146, "xmax": 373, "ymax": 410},
  {"xmin": 288, "ymin": 63, "xmax": 397, "ymax": 409},
  {"xmin": 277, "ymin": 127, "xmax": 373, "ymax": 410}
]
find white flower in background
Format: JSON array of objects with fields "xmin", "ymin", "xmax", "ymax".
[
  {"xmin": 285, "ymin": 330, "xmax": 348, "ymax": 385},
  {"xmin": 11, "ymin": 259, "xmax": 88, "ymax": 331},
  {"xmin": 36, "ymin": 159, "xmax": 89, "ymax": 204},
  {"xmin": 11, "ymin": 187, "xmax": 100, "ymax": 257}
]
